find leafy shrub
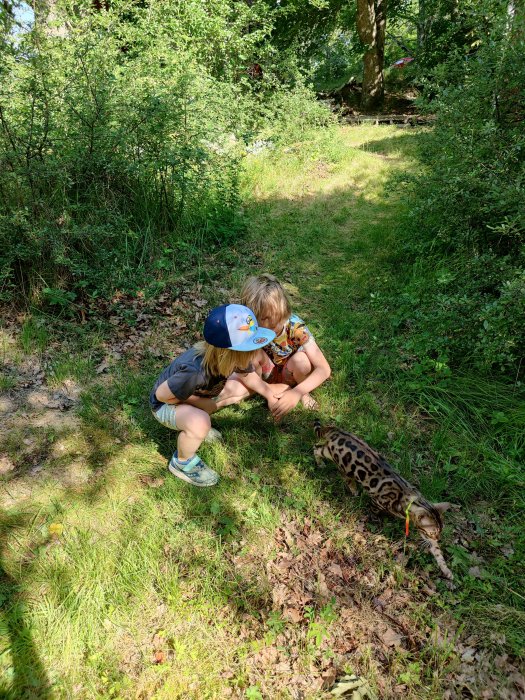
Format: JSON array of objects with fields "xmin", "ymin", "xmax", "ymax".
[
  {"xmin": 477, "ymin": 266, "xmax": 525, "ymax": 371},
  {"xmin": 309, "ymin": 31, "xmax": 362, "ymax": 93},
  {"xmin": 257, "ymin": 84, "xmax": 335, "ymax": 146},
  {"xmin": 0, "ymin": 0, "xmax": 323, "ymax": 304},
  {"xmin": 0, "ymin": 3, "xmax": 249, "ymax": 302},
  {"xmin": 395, "ymin": 2, "xmax": 525, "ymax": 378}
]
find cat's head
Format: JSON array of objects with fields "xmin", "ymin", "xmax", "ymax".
[{"xmin": 413, "ymin": 501, "xmax": 457, "ymax": 541}]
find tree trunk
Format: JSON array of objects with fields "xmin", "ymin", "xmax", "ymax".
[
  {"xmin": 356, "ymin": 0, "xmax": 386, "ymax": 111},
  {"xmin": 417, "ymin": 0, "xmax": 427, "ymax": 52},
  {"xmin": 32, "ymin": 0, "xmax": 68, "ymax": 36}
]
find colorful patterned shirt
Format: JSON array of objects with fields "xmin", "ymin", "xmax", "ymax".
[{"xmin": 263, "ymin": 314, "xmax": 313, "ymax": 366}]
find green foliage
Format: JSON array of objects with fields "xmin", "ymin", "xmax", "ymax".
[
  {"xmin": 0, "ymin": 0, "xmax": 326, "ymax": 305},
  {"xmin": 258, "ymin": 84, "xmax": 335, "ymax": 145},
  {"xmin": 0, "ymin": 1, "xmax": 245, "ymax": 301},
  {"xmin": 414, "ymin": 0, "xmax": 476, "ymax": 73},
  {"xmin": 396, "ymin": 1, "xmax": 525, "ymax": 376},
  {"xmin": 20, "ymin": 317, "xmax": 49, "ymax": 353},
  {"xmin": 309, "ymin": 30, "xmax": 362, "ymax": 93}
]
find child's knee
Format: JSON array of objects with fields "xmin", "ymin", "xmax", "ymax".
[
  {"xmin": 216, "ymin": 377, "xmax": 250, "ymax": 408},
  {"xmin": 182, "ymin": 408, "xmax": 211, "ymax": 437},
  {"xmin": 194, "ymin": 412, "xmax": 212, "ymax": 436},
  {"xmin": 287, "ymin": 351, "xmax": 312, "ymax": 378}
]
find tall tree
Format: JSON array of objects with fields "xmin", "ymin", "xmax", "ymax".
[{"xmin": 356, "ymin": 0, "xmax": 386, "ymax": 110}]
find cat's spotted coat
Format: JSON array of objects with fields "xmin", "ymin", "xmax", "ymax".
[{"xmin": 314, "ymin": 420, "xmax": 456, "ymax": 581}]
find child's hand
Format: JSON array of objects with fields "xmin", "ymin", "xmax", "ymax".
[
  {"xmin": 267, "ymin": 395, "xmax": 279, "ymax": 412},
  {"xmin": 266, "ymin": 383, "xmax": 287, "ymax": 414},
  {"xmin": 271, "ymin": 387, "xmax": 302, "ymax": 421}
]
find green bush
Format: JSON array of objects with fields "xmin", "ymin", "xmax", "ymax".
[
  {"xmin": 0, "ymin": 2, "xmax": 249, "ymax": 302},
  {"xmin": 257, "ymin": 84, "xmax": 335, "ymax": 145},
  {"xmin": 0, "ymin": 0, "xmax": 323, "ymax": 305},
  {"xmin": 395, "ymin": 2, "xmax": 525, "ymax": 377},
  {"xmin": 478, "ymin": 266, "xmax": 525, "ymax": 370}
]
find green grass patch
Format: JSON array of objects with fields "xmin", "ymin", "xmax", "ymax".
[
  {"xmin": 1, "ymin": 124, "xmax": 523, "ymax": 699},
  {"xmin": 19, "ymin": 317, "xmax": 49, "ymax": 354}
]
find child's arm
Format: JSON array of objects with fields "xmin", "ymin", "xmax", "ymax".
[
  {"xmin": 235, "ymin": 370, "xmax": 278, "ymax": 406},
  {"xmin": 271, "ymin": 341, "xmax": 331, "ymax": 419},
  {"xmin": 155, "ymin": 380, "xmax": 218, "ymax": 415},
  {"xmin": 214, "ymin": 350, "xmax": 279, "ymax": 410}
]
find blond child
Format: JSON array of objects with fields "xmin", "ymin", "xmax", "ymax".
[
  {"xmin": 150, "ymin": 304, "xmax": 276, "ymax": 486},
  {"xmin": 219, "ymin": 274, "xmax": 331, "ymax": 420}
]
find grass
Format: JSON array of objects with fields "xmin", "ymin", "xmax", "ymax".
[
  {"xmin": 0, "ymin": 124, "xmax": 523, "ymax": 698},
  {"xmin": 19, "ymin": 317, "xmax": 49, "ymax": 354}
]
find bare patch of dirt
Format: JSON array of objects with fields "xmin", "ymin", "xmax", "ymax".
[
  {"xmin": 0, "ymin": 353, "xmax": 83, "ymax": 498},
  {"xmin": 228, "ymin": 517, "xmax": 524, "ymax": 699}
]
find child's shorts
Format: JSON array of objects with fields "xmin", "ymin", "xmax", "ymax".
[
  {"xmin": 152, "ymin": 404, "xmax": 179, "ymax": 430},
  {"xmin": 261, "ymin": 358, "xmax": 297, "ymax": 386}
]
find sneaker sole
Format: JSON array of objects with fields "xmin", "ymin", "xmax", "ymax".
[{"xmin": 168, "ymin": 462, "xmax": 219, "ymax": 487}]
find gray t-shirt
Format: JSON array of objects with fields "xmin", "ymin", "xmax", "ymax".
[{"xmin": 150, "ymin": 346, "xmax": 254, "ymax": 412}]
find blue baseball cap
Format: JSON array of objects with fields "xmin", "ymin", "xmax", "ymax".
[{"xmin": 203, "ymin": 304, "xmax": 276, "ymax": 351}]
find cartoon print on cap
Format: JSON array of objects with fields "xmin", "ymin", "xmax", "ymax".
[{"xmin": 238, "ymin": 314, "xmax": 255, "ymax": 332}]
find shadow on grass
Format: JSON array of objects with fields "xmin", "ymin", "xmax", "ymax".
[
  {"xmin": 0, "ymin": 513, "xmax": 52, "ymax": 700},
  {"xmin": 355, "ymin": 131, "xmax": 423, "ymax": 159}
]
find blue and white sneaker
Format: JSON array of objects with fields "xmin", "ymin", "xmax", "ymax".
[{"xmin": 168, "ymin": 452, "xmax": 219, "ymax": 487}]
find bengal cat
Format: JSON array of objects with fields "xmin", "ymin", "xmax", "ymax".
[{"xmin": 313, "ymin": 420, "xmax": 456, "ymax": 582}]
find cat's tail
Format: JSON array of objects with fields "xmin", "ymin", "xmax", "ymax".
[
  {"xmin": 313, "ymin": 419, "xmax": 323, "ymax": 438},
  {"xmin": 314, "ymin": 419, "xmax": 338, "ymax": 438}
]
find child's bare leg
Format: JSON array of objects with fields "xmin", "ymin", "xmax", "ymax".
[
  {"xmin": 285, "ymin": 352, "xmax": 319, "ymax": 410},
  {"xmin": 173, "ymin": 404, "xmax": 212, "ymax": 460},
  {"xmin": 215, "ymin": 350, "xmax": 268, "ymax": 409},
  {"xmin": 215, "ymin": 376, "xmax": 251, "ymax": 409},
  {"xmin": 154, "ymin": 403, "xmax": 219, "ymax": 486}
]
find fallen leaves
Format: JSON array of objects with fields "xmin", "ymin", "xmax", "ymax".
[
  {"xmin": 86, "ymin": 288, "xmax": 212, "ymax": 365},
  {"xmin": 267, "ymin": 518, "xmax": 358, "ymax": 622},
  {"xmin": 378, "ymin": 626, "xmax": 403, "ymax": 648},
  {"xmin": 231, "ymin": 517, "xmax": 525, "ymax": 700},
  {"xmin": 192, "ymin": 298, "xmax": 207, "ymax": 308},
  {"xmin": 27, "ymin": 389, "xmax": 77, "ymax": 411},
  {"xmin": 0, "ymin": 454, "xmax": 15, "ymax": 475},
  {"xmin": 151, "ymin": 631, "xmax": 168, "ymax": 665},
  {"xmin": 139, "ymin": 474, "xmax": 165, "ymax": 488},
  {"xmin": 467, "ymin": 565, "xmax": 486, "ymax": 579},
  {"xmin": 153, "ymin": 650, "xmax": 165, "ymax": 665},
  {"xmin": 460, "ymin": 646, "xmax": 477, "ymax": 663},
  {"xmin": 240, "ymin": 517, "xmax": 430, "ymax": 697},
  {"xmin": 330, "ymin": 674, "xmax": 375, "ymax": 699},
  {"xmin": 96, "ymin": 360, "xmax": 110, "ymax": 374}
]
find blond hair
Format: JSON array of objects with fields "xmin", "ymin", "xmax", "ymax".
[
  {"xmin": 195, "ymin": 341, "xmax": 258, "ymax": 378},
  {"xmin": 241, "ymin": 273, "xmax": 291, "ymax": 326}
]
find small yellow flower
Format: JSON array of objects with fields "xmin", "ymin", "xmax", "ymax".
[{"xmin": 48, "ymin": 523, "xmax": 63, "ymax": 538}]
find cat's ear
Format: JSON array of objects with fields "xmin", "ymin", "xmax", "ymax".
[{"xmin": 433, "ymin": 502, "xmax": 460, "ymax": 513}]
